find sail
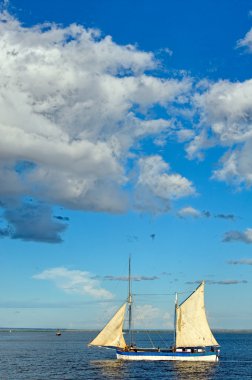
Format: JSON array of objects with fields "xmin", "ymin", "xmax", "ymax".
[
  {"xmin": 175, "ymin": 282, "xmax": 218, "ymax": 347},
  {"xmin": 89, "ymin": 303, "xmax": 127, "ymax": 348}
]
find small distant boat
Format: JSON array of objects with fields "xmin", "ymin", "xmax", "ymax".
[
  {"xmin": 56, "ymin": 330, "xmax": 61, "ymax": 336},
  {"xmin": 89, "ymin": 258, "xmax": 220, "ymax": 362}
]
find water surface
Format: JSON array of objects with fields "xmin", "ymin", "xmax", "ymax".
[{"xmin": 0, "ymin": 331, "xmax": 251, "ymax": 379}]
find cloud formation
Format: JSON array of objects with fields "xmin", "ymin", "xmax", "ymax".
[
  {"xmin": 187, "ymin": 78, "xmax": 252, "ymax": 188},
  {"xmin": 101, "ymin": 275, "xmax": 159, "ymax": 281},
  {"xmin": 177, "ymin": 206, "xmax": 236, "ymax": 220},
  {"xmin": 228, "ymin": 259, "xmax": 252, "ymax": 266},
  {"xmin": 237, "ymin": 27, "xmax": 252, "ymax": 52},
  {"xmin": 215, "ymin": 213, "xmax": 236, "ymax": 220},
  {"xmin": 0, "ymin": 11, "xmax": 194, "ymax": 242},
  {"xmin": 1, "ymin": 11, "xmax": 251, "ymax": 244},
  {"xmin": 33, "ymin": 267, "xmax": 114, "ymax": 299},
  {"xmin": 177, "ymin": 206, "xmax": 201, "ymax": 218},
  {"xmin": 0, "ymin": 202, "xmax": 67, "ymax": 243},
  {"xmin": 133, "ymin": 304, "xmax": 173, "ymax": 328},
  {"xmin": 136, "ymin": 156, "xmax": 195, "ymax": 212},
  {"xmin": 223, "ymin": 228, "xmax": 252, "ymax": 244},
  {"xmin": 186, "ymin": 280, "xmax": 248, "ymax": 285}
]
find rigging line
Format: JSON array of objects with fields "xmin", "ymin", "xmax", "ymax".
[
  {"xmin": 156, "ymin": 331, "xmax": 170, "ymax": 348},
  {"xmin": 131, "ymin": 299, "xmax": 135, "ymax": 345},
  {"xmin": 133, "ymin": 293, "xmax": 173, "ymax": 296},
  {"xmin": 133, "ymin": 291, "xmax": 190, "ymax": 296},
  {"xmin": 136, "ymin": 318, "xmax": 157, "ymax": 349},
  {"xmin": 145, "ymin": 329, "xmax": 156, "ymax": 349}
]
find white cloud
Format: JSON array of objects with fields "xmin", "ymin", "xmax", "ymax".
[
  {"xmin": 237, "ymin": 27, "xmax": 252, "ymax": 52},
  {"xmin": 133, "ymin": 304, "xmax": 173, "ymax": 328},
  {"xmin": 223, "ymin": 228, "xmax": 252, "ymax": 244},
  {"xmin": 212, "ymin": 150, "xmax": 240, "ymax": 184},
  {"xmin": 176, "ymin": 128, "xmax": 195, "ymax": 143},
  {"xmin": 194, "ymin": 79, "xmax": 252, "ymax": 146},
  {"xmin": 133, "ymin": 304, "xmax": 160, "ymax": 323},
  {"xmin": 212, "ymin": 142, "xmax": 252, "ymax": 187},
  {"xmin": 162, "ymin": 312, "xmax": 173, "ymax": 328},
  {"xmin": 136, "ymin": 156, "xmax": 195, "ymax": 212},
  {"xmin": 163, "ymin": 47, "xmax": 173, "ymax": 56},
  {"xmin": 177, "ymin": 206, "xmax": 201, "ymax": 218},
  {"xmin": 188, "ymin": 79, "xmax": 252, "ymax": 187},
  {"xmin": 33, "ymin": 267, "xmax": 114, "ymax": 299},
  {"xmin": 0, "ymin": 11, "xmax": 192, "ymax": 240}
]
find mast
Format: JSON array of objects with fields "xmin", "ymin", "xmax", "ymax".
[
  {"xmin": 174, "ymin": 292, "xmax": 178, "ymax": 348},
  {"xmin": 128, "ymin": 255, "xmax": 133, "ymax": 345}
]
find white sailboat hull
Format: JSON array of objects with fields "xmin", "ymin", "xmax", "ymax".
[{"xmin": 116, "ymin": 350, "xmax": 219, "ymax": 362}]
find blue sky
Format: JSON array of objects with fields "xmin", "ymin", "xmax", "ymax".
[{"xmin": 0, "ymin": 0, "xmax": 252, "ymax": 330}]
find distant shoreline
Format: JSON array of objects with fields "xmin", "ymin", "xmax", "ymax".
[{"xmin": 1, "ymin": 328, "xmax": 252, "ymax": 334}]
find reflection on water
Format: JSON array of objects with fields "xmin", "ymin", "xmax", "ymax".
[
  {"xmin": 90, "ymin": 360, "xmax": 127, "ymax": 379},
  {"xmin": 90, "ymin": 359, "xmax": 125, "ymax": 371},
  {"xmin": 172, "ymin": 361, "xmax": 218, "ymax": 380},
  {"xmin": 0, "ymin": 332, "xmax": 250, "ymax": 379},
  {"xmin": 90, "ymin": 359, "xmax": 219, "ymax": 380}
]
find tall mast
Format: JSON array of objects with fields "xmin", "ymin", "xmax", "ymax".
[
  {"xmin": 128, "ymin": 255, "xmax": 132, "ymax": 345},
  {"xmin": 174, "ymin": 292, "xmax": 178, "ymax": 348}
]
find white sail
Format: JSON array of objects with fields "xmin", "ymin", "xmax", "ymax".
[
  {"xmin": 175, "ymin": 282, "xmax": 218, "ymax": 347},
  {"xmin": 89, "ymin": 303, "xmax": 127, "ymax": 348}
]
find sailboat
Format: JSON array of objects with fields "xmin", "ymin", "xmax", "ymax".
[{"xmin": 89, "ymin": 259, "xmax": 220, "ymax": 362}]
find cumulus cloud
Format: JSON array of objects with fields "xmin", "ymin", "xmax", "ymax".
[
  {"xmin": 135, "ymin": 155, "xmax": 195, "ymax": 212},
  {"xmin": 176, "ymin": 128, "xmax": 195, "ymax": 143},
  {"xmin": 228, "ymin": 259, "xmax": 252, "ymax": 266},
  {"xmin": 0, "ymin": 11, "xmax": 194, "ymax": 242},
  {"xmin": 194, "ymin": 79, "xmax": 252, "ymax": 146},
  {"xmin": 1, "ymin": 10, "xmax": 252, "ymax": 246},
  {"xmin": 212, "ymin": 143, "xmax": 252, "ymax": 187},
  {"xmin": 177, "ymin": 206, "xmax": 201, "ymax": 218},
  {"xmin": 188, "ymin": 79, "xmax": 252, "ymax": 187},
  {"xmin": 133, "ymin": 304, "xmax": 160, "ymax": 323},
  {"xmin": 133, "ymin": 304, "xmax": 173, "ymax": 328},
  {"xmin": 33, "ymin": 267, "xmax": 114, "ymax": 299},
  {"xmin": 0, "ymin": 202, "xmax": 67, "ymax": 243},
  {"xmin": 223, "ymin": 228, "xmax": 252, "ymax": 244}
]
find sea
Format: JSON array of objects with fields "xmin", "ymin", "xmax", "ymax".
[{"xmin": 0, "ymin": 331, "xmax": 251, "ymax": 379}]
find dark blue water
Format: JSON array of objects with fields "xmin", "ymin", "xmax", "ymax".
[{"xmin": 0, "ymin": 331, "xmax": 251, "ymax": 379}]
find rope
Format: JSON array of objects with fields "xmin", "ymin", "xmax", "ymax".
[
  {"xmin": 155, "ymin": 331, "xmax": 170, "ymax": 348},
  {"xmin": 145, "ymin": 330, "xmax": 156, "ymax": 348},
  {"xmin": 133, "ymin": 290, "xmax": 193, "ymax": 296}
]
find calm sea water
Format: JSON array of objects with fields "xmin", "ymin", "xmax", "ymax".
[{"xmin": 0, "ymin": 331, "xmax": 251, "ymax": 379}]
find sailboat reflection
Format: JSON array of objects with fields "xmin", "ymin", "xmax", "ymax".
[
  {"xmin": 172, "ymin": 361, "xmax": 218, "ymax": 379},
  {"xmin": 89, "ymin": 360, "xmax": 127, "ymax": 379}
]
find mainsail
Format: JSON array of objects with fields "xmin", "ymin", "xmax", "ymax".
[
  {"xmin": 89, "ymin": 303, "xmax": 127, "ymax": 349},
  {"xmin": 175, "ymin": 281, "xmax": 218, "ymax": 347}
]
